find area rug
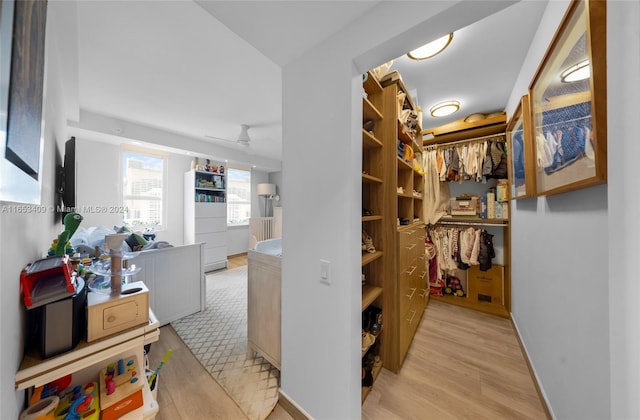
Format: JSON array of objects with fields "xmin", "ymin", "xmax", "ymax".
[{"xmin": 171, "ymin": 266, "xmax": 280, "ymax": 420}]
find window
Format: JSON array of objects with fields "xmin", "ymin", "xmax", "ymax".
[
  {"xmin": 227, "ymin": 167, "xmax": 251, "ymax": 226},
  {"xmin": 122, "ymin": 149, "xmax": 166, "ymax": 230}
]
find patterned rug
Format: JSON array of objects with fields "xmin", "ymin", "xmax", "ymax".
[{"xmin": 171, "ymin": 266, "xmax": 280, "ymax": 420}]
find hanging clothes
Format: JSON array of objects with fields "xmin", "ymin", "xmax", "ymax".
[{"xmin": 423, "ymin": 149, "xmax": 451, "ymax": 224}]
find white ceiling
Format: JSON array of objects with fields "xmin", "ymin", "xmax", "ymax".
[{"xmin": 68, "ymin": 1, "xmax": 548, "ymax": 170}]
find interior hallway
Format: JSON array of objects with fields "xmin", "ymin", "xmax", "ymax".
[{"xmin": 149, "ymin": 254, "xmax": 548, "ymax": 419}]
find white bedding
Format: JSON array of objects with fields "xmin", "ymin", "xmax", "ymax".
[{"xmin": 253, "ymin": 238, "xmax": 282, "ymax": 256}]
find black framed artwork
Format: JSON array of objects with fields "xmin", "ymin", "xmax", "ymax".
[{"xmin": 5, "ymin": 0, "xmax": 47, "ymax": 180}]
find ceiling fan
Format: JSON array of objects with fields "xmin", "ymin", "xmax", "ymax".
[{"xmin": 205, "ymin": 124, "xmax": 253, "ymax": 148}]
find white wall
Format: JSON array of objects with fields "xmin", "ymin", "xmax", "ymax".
[
  {"xmin": 606, "ymin": 1, "xmax": 640, "ymax": 418},
  {"xmin": 280, "ymin": 2, "xmax": 518, "ymax": 418},
  {"xmin": 0, "ymin": 2, "xmax": 70, "ymax": 416},
  {"xmin": 75, "ymin": 138, "xmax": 192, "ymax": 246},
  {"xmin": 505, "ymin": 1, "xmax": 639, "ymax": 418}
]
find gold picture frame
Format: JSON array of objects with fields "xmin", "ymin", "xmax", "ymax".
[
  {"xmin": 529, "ymin": 0, "xmax": 607, "ymax": 196},
  {"xmin": 507, "ymin": 94, "xmax": 536, "ymax": 199}
]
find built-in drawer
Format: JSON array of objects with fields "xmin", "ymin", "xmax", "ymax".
[
  {"xmin": 399, "ymin": 269, "xmax": 416, "ymax": 316},
  {"xmin": 195, "ymin": 231, "xmax": 227, "ymax": 248},
  {"xmin": 87, "ymin": 282, "xmax": 149, "ymax": 342},
  {"xmin": 195, "ymin": 217, "xmax": 227, "ymax": 233},
  {"xmin": 203, "ymin": 245, "xmax": 226, "ymax": 264},
  {"xmin": 195, "ymin": 202, "xmax": 227, "ymax": 217}
]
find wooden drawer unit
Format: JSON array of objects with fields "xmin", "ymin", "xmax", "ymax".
[{"xmin": 87, "ymin": 282, "xmax": 150, "ymax": 342}]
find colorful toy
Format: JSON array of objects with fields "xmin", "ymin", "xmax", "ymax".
[
  {"xmin": 52, "ymin": 213, "xmax": 83, "ymax": 256},
  {"xmin": 147, "ymin": 349, "xmax": 172, "ymax": 391},
  {"xmin": 99, "ymin": 355, "xmax": 144, "ymax": 420},
  {"xmin": 55, "ymin": 382, "xmax": 100, "ymax": 420},
  {"xmin": 445, "ymin": 275, "xmax": 465, "ymax": 297}
]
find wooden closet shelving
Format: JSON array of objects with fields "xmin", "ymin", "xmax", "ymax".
[
  {"xmin": 361, "ymin": 70, "xmax": 387, "ymax": 402},
  {"xmin": 423, "ymin": 118, "xmax": 512, "ymax": 318},
  {"xmin": 379, "ymin": 74, "xmax": 428, "ymax": 373}
]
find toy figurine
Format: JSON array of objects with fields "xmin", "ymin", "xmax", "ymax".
[{"xmin": 54, "ymin": 212, "xmax": 83, "ymax": 256}]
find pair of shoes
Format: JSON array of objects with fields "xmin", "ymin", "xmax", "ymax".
[
  {"xmin": 362, "ymin": 208, "xmax": 372, "ymax": 216},
  {"xmin": 362, "ymin": 331, "xmax": 376, "ymax": 356},
  {"xmin": 397, "ymin": 186, "xmax": 405, "ymax": 194},
  {"xmin": 363, "ymin": 306, "xmax": 382, "ymax": 336},
  {"xmin": 362, "ymin": 230, "xmax": 376, "ymax": 253}
]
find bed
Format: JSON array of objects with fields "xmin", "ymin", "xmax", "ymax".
[
  {"xmin": 70, "ymin": 226, "xmax": 205, "ymax": 326},
  {"xmin": 247, "ymin": 238, "xmax": 282, "ymax": 369}
]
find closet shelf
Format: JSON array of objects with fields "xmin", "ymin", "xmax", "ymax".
[
  {"xmin": 397, "ymin": 157, "xmax": 413, "ymax": 170},
  {"xmin": 361, "ymin": 361, "xmax": 383, "ymax": 403},
  {"xmin": 362, "ymin": 250, "xmax": 383, "ymax": 266},
  {"xmin": 362, "ymin": 285, "xmax": 383, "ymax": 312},
  {"xmin": 397, "ymin": 192, "xmax": 413, "ymax": 198},
  {"xmin": 362, "ymin": 129, "xmax": 383, "ymax": 149},
  {"xmin": 436, "ymin": 216, "xmax": 508, "ymax": 226},
  {"xmin": 397, "ymin": 121, "xmax": 416, "ymax": 145},
  {"xmin": 364, "ymin": 71, "xmax": 383, "ymax": 96},
  {"xmin": 362, "ymin": 215, "xmax": 383, "ymax": 222},
  {"xmin": 396, "ymin": 221, "xmax": 425, "ymax": 232},
  {"xmin": 362, "ymin": 173, "xmax": 383, "ymax": 184},
  {"xmin": 363, "ymin": 97, "xmax": 383, "ymax": 122}
]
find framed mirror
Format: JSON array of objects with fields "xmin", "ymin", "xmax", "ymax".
[{"xmin": 529, "ymin": 0, "xmax": 607, "ymax": 196}]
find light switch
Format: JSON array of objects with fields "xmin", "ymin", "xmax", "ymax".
[{"xmin": 320, "ymin": 259, "xmax": 331, "ymax": 285}]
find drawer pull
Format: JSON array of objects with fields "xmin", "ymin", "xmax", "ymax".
[
  {"xmin": 419, "ymin": 271, "xmax": 427, "ymax": 279},
  {"xmin": 107, "ymin": 315, "xmax": 116, "ymax": 323},
  {"xmin": 404, "ymin": 243, "xmax": 416, "ymax": 251},
  {"xmin": 405, "ymin": 266, "xmax": 416, "ymax": 275},
  {"xmin": 419, "ymin": 288, "xmax": 428, "ymax": 298},
  {"xmin": 407, "ymin": 309, "xmax": 417, "ymax": 324},
  {"xmin": 406, "ymin": 287, "xmax": 416, "ymax": 299}
]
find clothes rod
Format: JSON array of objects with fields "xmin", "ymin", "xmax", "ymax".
[
  {"xmin": 433, "ymin": 219, "xmax": 508, "ymax": 227},
  {"xmin": 424, "ymin": 132, "xmax": 506, "ymax": 150},
  {"xmin": 538, "ymin": 114, "xmax": 591, "ymax": 129}
]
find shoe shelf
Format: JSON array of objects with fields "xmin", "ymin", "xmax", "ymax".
[
  {"xmin": 364, "ymin": 71, "xmax": 383, "ymax": 97},
  {"xmin": 361, "ymin": 360, "xmax": 383, "ymax": 403},
  {"xmin": 363, "ymin": 129, "xmax": 383, "ymax": 149},
  {"xmin": 362, "ymin": 284, "xmax": 383, "ymax": 312},
  {"xmin": 363, "ymin": 97, "xmax": 383, "ymax": 122},
  {"xmin": 362, "ymin": 173, "xmax": 383, "ymax": 184},
  {"xmin": 397, "ymin": 156, "xmax": 413, "ymax": 171},
  {"xmin": 361, "ymin": 250, "xmax": 383, "ymax": 266},
  {"xmin": 362, "ymin": 215, "xmax": 383, "ymax": 222}
]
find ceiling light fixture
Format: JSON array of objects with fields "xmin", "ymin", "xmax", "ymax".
[
  {"xmin": 237, "ymin": 124, "xmax": 251, "ymax": 145},
  {"xmin": 407, "ymin": 33, "xmax": 453, "ymax": 61},
  {"xmin": 430, "ymin": 100, "xmax": 460, "ymax": 117},
  {"xmin": 560, "ymin": 59, "xmax": 590, "ymax": 83}
]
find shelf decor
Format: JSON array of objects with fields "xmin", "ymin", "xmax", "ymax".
[
  {"xmin": 529, "ymin": 0, "xmax": 607, "ymax": 196},
  {"xmin": 506, "ymin": 94, "xmax": 535, "ymax": 199}
]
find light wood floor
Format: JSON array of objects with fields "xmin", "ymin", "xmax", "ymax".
[
  {"xmin": 150, "ymin": 254, "xmax": 548, "ymax": 419},
  {"xmin": 361, "ymin": 300, "xmax": 550, "ymax": 420}
]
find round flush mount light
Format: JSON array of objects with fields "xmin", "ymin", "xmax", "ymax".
[
  {"xmin": 561, "ymin": 59, "xmax": 590, "ymax": 83},
  {"xmin": 407, "ymin": 33, "xmax": 453, "ymax": 61},
  {"xmin": 430, "ymin": 100, "xmax": 460, "ymax": 117}
]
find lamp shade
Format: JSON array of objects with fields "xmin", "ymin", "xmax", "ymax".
[{"xmin": 257, "ymin": 183, "xmax": 276, "ymax": 196}]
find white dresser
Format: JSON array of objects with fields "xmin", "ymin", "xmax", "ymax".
[{"xmin": 184, "ymin": 169, "xmax": 228, "ymax": 271}]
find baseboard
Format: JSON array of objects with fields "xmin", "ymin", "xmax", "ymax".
[
  {"xmin": 510, "ymin": 314, "xmax": 556, "ymax": 420},
  {"xmin": 228, "ymin": 252, "xmax": 248, "ymax": 258},
  {"xmin": 278, "ymin": 389, "xmax": 313, "ymax": 420}
]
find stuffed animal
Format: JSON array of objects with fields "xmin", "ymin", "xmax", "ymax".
[{"xmin": 53, "ymin": 212, "xmax": 83, "ymax": 256}]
